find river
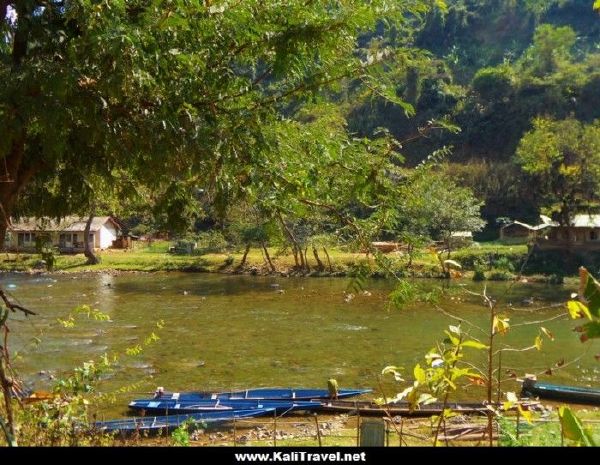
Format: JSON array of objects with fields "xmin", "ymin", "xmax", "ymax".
[{"xmin": 2, "ymin": 272, "xmax": 598, "ymax": 418}]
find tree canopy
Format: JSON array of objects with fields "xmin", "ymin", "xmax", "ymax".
[{"xmin": 0, "ymin": 0, "xmax": 437, "ymax": 244}]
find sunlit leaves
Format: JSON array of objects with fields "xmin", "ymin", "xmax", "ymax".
[
  {"xmin": 461, "ymin": 340, "xmax": 488, "ymax": 350},
  {"xmin": 57, "ymin": 305, "xmax": 112, "ymax": 328},
  {"xmin": 568, "ymin": 268, "xmax": 600, "ymax": 344},
  {"xmin": 381, "ymin": 365, "xmax": 404, "ymax": 382},
  {"xmin": 567, "ymin": 300, "xmax": 592, "ymax": 320},
  {"xmin": 492, "ymin": 315, "xmax": 510, "ymax": 335},
  {"xmin": 559, "ymin": 406, "xmax": 597, "ymax": 446}
]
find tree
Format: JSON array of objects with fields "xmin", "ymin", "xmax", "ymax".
[
  {"xmin": 515, "ymin": 117, "xmax": 600, "ymax": 225},
  {"xmin": 0, "ymin": 1, "xmax": 435, "ymax": 248},
  {"xmin": 518, "ymin": 24, "xmax": 576, "ymax": 77},
  {"xmin": 398, "ymin": 168, "xmax": 485, "ymax": 257}
]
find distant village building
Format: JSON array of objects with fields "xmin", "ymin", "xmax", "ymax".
[
  {"xmin": 5, "ymin": 216, "xmax": 123, "ymax": 253},
  {"xmin": 534, "ymin": 214, "xmax": 600, "ymax": 251},
  {"xmin": 499, "ymin": 221, "xmax": 552, "ymax": 244},
  {"xmin": 448, "ymin": 231, "xmax": 473, "ymax": 248}
]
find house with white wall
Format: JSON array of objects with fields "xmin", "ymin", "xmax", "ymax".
[{"xmin": 5, "ymin": 216, "xmax": 122, "ymax": 253}]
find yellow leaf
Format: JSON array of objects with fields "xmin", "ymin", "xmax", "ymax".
[
  {"xmin": 493, "ymin": 315, "xmax": 510, "ymax": 335},
  {"xmin": 518, "ymin": 405, "xmax": 533, "ymax": 424},
  {"xmin": 567, "ymin": 300, "xmax": 592, "ymax": 320},
  {"xmin": 541, "ymin": 327, "xmax": 554, "ymax": 341},
  {"xmin": 534, "ymin": 335, "xmax": 542, "ymax": 351}
]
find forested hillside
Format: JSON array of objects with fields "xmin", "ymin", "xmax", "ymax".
[{"xmin": 347, "ymin": 0, "xmax": 600, "ymax": 234}]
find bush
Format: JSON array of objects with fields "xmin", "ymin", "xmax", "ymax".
[
  {"xmin": 195, "ymin": 231, "xmax": 229, "ymax": 254},
  {"xmin": 488, "ymin": 270, "xmax": 515, "ymax": 281},
  {"xmin": 472, "ymin": 269, "xmax": 486, "ymax": 281}
]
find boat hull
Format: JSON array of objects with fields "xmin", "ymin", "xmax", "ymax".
[
  {"xmin": 521, "ymin": 379, "xmax": 600, "ymax": 405},
  {"xmin": 128, "ymin": 399, "xmax": 322, "ymax": 415},
  {"xmin": 94, "ymin": 408, "xmax": 274, "ymax": 434}
]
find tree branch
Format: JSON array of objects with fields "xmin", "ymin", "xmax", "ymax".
[{"xmin": 0, "ymin": 290, "xmax": 36, "ymax": 316}]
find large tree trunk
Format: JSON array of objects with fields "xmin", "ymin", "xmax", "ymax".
[
  {"xmin": 84, "ymin": 209, "xmax": 101, "ymax": 265},
  {"xmin": 0, "ymin": 4, "xmax": 39, "ymax": 251}
]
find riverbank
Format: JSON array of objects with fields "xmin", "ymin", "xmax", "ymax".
[{"xmin": 0, "ymin": 241, "xmax": 576, "ymax": 284}]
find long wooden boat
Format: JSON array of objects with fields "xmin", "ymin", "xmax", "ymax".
[
  {"xmin": 316, "ymin": 400, "xmax": 492, "ymax": 417},
  {"xmin": 93, "ymin": 408, "xmax": 274, "ymax": 434},
  {"xmin": 316, "ymin": 399, "xmax": 541, "ymax": 416},
  {"xmin": 151, "ymin": 387, "xmax": 372, "ymax": 401},
  {"xmin": 128, "ymin": 398, "xmax": 322, "ymax": 415},
  {"xmin": 521, "ymin": 378, "xmax": 600, "ymax": 405}
]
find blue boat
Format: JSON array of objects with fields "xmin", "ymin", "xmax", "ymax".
[
  {"xmin": 93, "ymin": 408, "xmax": 274, "ymax": 434},
  {"xmin": 128, "ymin": 398, "xmax": 322, "ymax": 415},
  {"xmin": 521, "ymin": 378, "xmax": 600, "ymax": 405},
  {"xmin": 151, "ymin": 387, "xmax": 372, "ymax": 402}
]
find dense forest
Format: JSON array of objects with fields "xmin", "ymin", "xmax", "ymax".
[{"xmin": 347, "ymin": 0, "xmax": 600, "ymax": 236}]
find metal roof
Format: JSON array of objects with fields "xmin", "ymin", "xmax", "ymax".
[
  {"xmin": 569, "ymin": 214, "xmax": 600, "ymax": 228},
  {"xmin": 9, "ymin": 216, "xmax": 119, "ymax": 233}
]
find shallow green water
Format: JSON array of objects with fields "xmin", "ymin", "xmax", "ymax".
[{"xmin": 2, "ymin": 272, "xmax": 598, "ymax": 417}]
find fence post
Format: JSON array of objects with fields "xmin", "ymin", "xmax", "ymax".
[
  {"xmin": 273, "ymin": 410, "xmax": 277, "ymax": 447},
  {"xmin": 359, "ymin": 418, "xmax": 386, "ymax": 447},
  {"xmin": 233, "ymin": 417, "xmax": 237, "ymax": 446},
  {"xmin": 314, "ymin": 414, "xmax": 322, "ymax": 447}
]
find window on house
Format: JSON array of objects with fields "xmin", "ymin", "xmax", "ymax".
[{"xmin": 591, "ymin": 230, "xmax": 598, "ymax": 241}]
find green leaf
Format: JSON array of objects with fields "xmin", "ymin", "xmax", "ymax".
[
  {"xmin": 581, "ymin": 321, "xmax": 600, "ymax": 341},
  {"xmin": 582, "ymin": 268, "xmax": 600, "ymax": 317},
  {"xmin": 444, "ymin": 330, "xmax": 459, "ymax": 345},
  {"xmin": 414, "ymin": 364, "xmax": 427, "ymax": 384},
  {"xmin": 462, "ymin": 340, "xmax": 488, "ymax": 350},
  {"xmin": 559, "ymin": 406, "xmax": 596, "ymax": 446}
]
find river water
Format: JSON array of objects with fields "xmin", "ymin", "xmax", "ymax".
[{"xmin": 2, "ymin": 272, "xmax": 598, "ymax": 418}]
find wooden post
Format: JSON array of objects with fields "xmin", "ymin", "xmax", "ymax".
[
  {"xmin": 314, "ymin": 414, "xmax": 322, "ymax": 447},
  {"xmin": 233, "ymin": 417, "xmax": 237, "ymax": 446},
  {"xmin": 399, "ymin": 417, "xmax": 404, "ymax": 447},
  {"xmin": 385, "ymin": 419, "xmax": 389, "ymax": 447},
  {"xmin": 359, "ymin": 418, "xmax": 386, "ymax": 447},
  {"xmin": 273, "ymin": 410, "xmax": 277, "ymax": 447},
  {"xmin": 356, "ymin": 408, "xmax": 361, "ymax": 446}
]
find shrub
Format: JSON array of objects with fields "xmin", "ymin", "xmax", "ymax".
[{"xmin": 472, "ymin": 269, "xmax": 486, "ymax": 281}]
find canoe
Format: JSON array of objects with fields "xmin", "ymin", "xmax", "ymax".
[
  {"xmin": 521, "ymin": 378, "xmax": 600, "ymax": 405},
  {"xmin": 93, "ymin": 408, "xmax": 274, "ymax": 434},
  {"xmin": 317, "ymin": 400, "xmax": 491, "ymax": 417},
  {"xmin": 128, "ymin": 398, "xmax": 322, "ymax": 415},
  {"xmin": 151, "ymin": 387, "xmax": 372, "ymax": 402},
  {"xmin": 317, "ymin": 400, "xmax": 541, "ymax": 417}
]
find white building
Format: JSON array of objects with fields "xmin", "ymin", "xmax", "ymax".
[{"xmin": 6, "ymin": 216, "xmax": 122, "ymax": 253}]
